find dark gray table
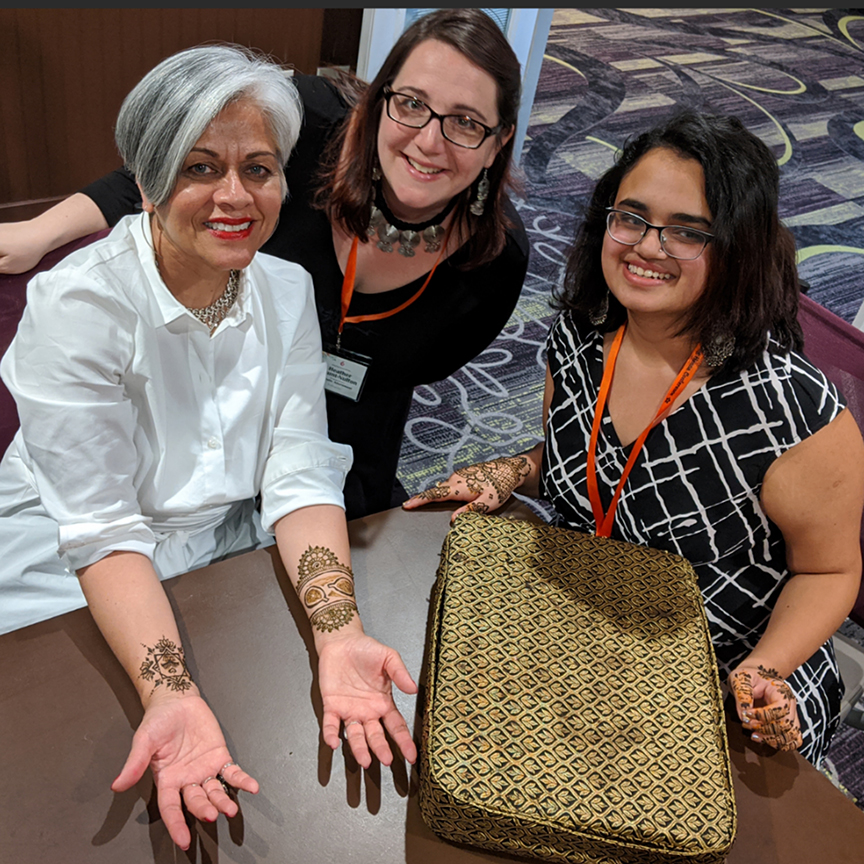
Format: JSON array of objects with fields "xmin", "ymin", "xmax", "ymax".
[{"xmin": 2, "ymin": 503, "xmax": 863, "ymax": 862}]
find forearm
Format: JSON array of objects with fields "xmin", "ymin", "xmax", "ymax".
[
  {"xmin": 77, "ymin": 550, "xmax": 197, "ymax": 707},
  {"xmin": 0, "ymin": 193, "xmax": 109, "ymax": 274},
  {"xmin": 28, "ymin": 193, "xmax": 107, "ymax": 252},
  {"xmin": 273, "ymin": 504, "xmax": 364, "ymax": 653},
  {"xmin": 739, "ymin": 569, "xmax": 860, "ymax": 678}
]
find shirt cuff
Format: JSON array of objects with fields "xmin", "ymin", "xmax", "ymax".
[
  {"xmin": 59, "ymin": 516, "xmax": 156, "ymax": 571},
  {"xmin": 260, "ymin": 440, "xmax": 353, "ymax": 533}
]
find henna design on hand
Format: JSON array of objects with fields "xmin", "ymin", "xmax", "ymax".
[
  {"xmin": 139, "ymin": 637, "xmax": 193, "ymax": 693},
  {"xmin": 464, "ymin": 501, "xmax": 491, "ymax": 514},
  {"xmin": 729, "ymin": 670, "xmax": 753, "ymax": 708},
  {"xmin": 757, "ymin": 665, "xmax": 795, "ymax": 701},
  {"xmin": 297, "ymin": 546, "xmax": 358, "ymax": 634},
  {"xmin": 413, "ymin": 482, "xmax": 452, "ymax": 501},
  {"xmin": 733, "ymin": 665, "xmax": 803, "ymax": 751},
  {"xmin": 455, "ymin": 456, "xmax": 530, "ymax": 500}
]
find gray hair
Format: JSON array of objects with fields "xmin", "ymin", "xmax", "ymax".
[{"xmin": 115, "ymin": 45, "xmax": 302, "ymax": 206}]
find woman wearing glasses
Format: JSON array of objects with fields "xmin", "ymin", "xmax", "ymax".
[
  {"xmin": 406, "ymin": 110, "xmax": 864, "ymax": 767},
  {"xmin": 0, "ymin": 10, "xmax": 528, "ymax": 519}
]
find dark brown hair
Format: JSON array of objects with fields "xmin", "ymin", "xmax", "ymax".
[
  {"xmin": 555, "ymin": 110, "xmax": 803, "ymax": 373},
  {"xmin": 317, "ymin": 9, "xmax": 521, "ymax": 268}
]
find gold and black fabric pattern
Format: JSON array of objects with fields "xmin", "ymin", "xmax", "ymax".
[{"xmin": 419, "ymin": 513, "xmax": 736, "ymax": 864}]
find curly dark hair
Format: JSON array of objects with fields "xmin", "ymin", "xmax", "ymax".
[
  {"xmin": 554, "ymin": 110, "xmax": 802, "ymax": 373},
  {"xmin": 317, "ymin": 8, "xmax": 521, "ymax": 269}
]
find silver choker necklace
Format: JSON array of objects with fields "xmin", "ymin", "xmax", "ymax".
[
  {"xmin": 187, "ymin": 269, "xmax": 241, "ymax": 334},
  {"xmin": 367, "ymin": 190, "xmax": 456, "ymax": 256}
]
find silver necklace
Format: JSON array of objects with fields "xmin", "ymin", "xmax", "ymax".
[
  {"xmin": 367, "ymin": 190, "xmax": 456, "ymax": 257},
  {"xmin": 154, "ymin": 249, "xmax": 241, "ymax": 335},
  {"xmin": 186, "ymin": 269, "xmax": 241, "ymax": 334}
]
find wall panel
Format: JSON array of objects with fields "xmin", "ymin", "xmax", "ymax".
[{"xmin": 0, "ymin": 8, "xmax": 325, "ymax": 220}]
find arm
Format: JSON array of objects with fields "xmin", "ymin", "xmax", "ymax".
[
  {"xmin": 0, "ymin": 167, "xmax": 143, "ymax": 274},
  {"xmin": 403, "ymin": 365, "xmax": 554, "ymax": 520},
  {"xmin": 0, "ymin": 193, "xmax": 108, "ymax": 274},
  {"xmin": 3, "ymin": 263, "xmax": 258, "ymax": 848},
  {"xmin": 254, "ymin": 261, "xmax": 417, "ymax": 767},
  {"xmin": 729, "ymin": 408, "xmax": 864, "ymax": 750},
  {"xmin": 78, "ymin": 551, "xmax": 258, "ymax": 851},
  {"xmin": 273, "ymin": 504, "xmax": 418, "ymax": 768}
]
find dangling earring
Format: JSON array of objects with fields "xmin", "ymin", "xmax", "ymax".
[
  {"xmin": 703, "ymin": 332, "xmax": 735, "ymax": 367},
  {"xmin": 372, "ymin": 165, "xmax": 382, "ymax": 182},
  {"xmin": 469, "ymin": 168, "xmax": 490, "ymax": 217},
  {"xmin": 588, "ymin": 292, "xmax": 609, "ymax": 326}
]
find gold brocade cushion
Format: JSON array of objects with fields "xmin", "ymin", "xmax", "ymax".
[{"xmin": 419, "ymin": 513, "xmax": 736, "ymax": 864}]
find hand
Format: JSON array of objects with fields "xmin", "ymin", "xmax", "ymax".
[
  {"xmin": 317, "ymin": 633, "xmax": 418, "ymax": 769},
  {"xmin": 729, "ymin": 664, "xmax": 803, "ymax": 752},
  {"xmin": 0, "ymin": 221, "xmax": 51, "ymax": 274},
  {"xmin": 402, "ymin": 455, "xmax": 532, "ymax": 522},
  {"xmin": 111, "ymin": 693, "xmax": 259, "ymax": 850}
]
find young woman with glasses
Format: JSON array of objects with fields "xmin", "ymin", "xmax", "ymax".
[
  {"xmin": 0, "ymin": 10, "xmax": 528, "ymax": 520},
  {"xmin": 406, "ymin": 110, "xmax": 864, "ymax": 768}
]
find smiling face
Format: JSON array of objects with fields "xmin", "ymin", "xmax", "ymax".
[
  {"xmin": 601, "ymin": 147, "xmax": 712, "ymax": 328},
  {"xmin": 377, "ymin": 39, "xmax": 511, "ymax": 224},
  {"xmin": 146, "ymin": 99, "xmax": 284, "ymax": 293}
]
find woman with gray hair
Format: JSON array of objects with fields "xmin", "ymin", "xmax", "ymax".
[{"xmin": 0, "ymin": 46, "xmax": 417, "ymax": 849}]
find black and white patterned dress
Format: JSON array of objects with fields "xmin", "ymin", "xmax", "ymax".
[{"xmin": 541, "ymin": 312, "xmax": 846, "ymax": 765}]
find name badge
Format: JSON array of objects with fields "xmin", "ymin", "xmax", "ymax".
[{"xmin": 323, "ymin": 345, "xmax": 371, "ymax": 402}]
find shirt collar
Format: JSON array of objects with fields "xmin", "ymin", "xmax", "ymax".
[{"xmin": 130, "ymin": 213, "xmax": 254, "ymax": 332}]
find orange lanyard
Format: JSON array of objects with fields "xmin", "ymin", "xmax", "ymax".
[
  {"xmin": 587, "ymin": 324, "xmax": 704, "ymax": 538},
  {"xmin": 338, "ymin": 232, "xmax": 449, "ymax": 337}
]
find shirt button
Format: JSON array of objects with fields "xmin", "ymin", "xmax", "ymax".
[{"xmin": 207, "ymin": 437, "xmax": 220, "ymax": 450}]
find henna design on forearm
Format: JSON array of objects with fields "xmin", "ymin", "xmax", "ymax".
[
  {"xmin": 455, "ymin": 456, "xmax": 530, "ymax": 499},
  {"xmin": 297, "ymin": 545, "xmax": 358, "ymax": 633},
  {"xmin": 139, "ymin": 637, "xmax": 193, "ymax": 693}
]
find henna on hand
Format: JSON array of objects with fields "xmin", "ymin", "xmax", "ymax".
[
  {"xmin": 729, "ymin": 669, "xmax": 754, "ymax": 709},
  {"xmin": 454, "ymin": 456, "xmax": 530, "ymax": 500},
  {"xmin": 731, "ymin": 665, "xmax": 803, "ymax": 752},
  {"xmin": 297, "ymin": 546, "xmax": 358, "ymax": 633},
  {"xmin": 412, "ymin": 482, "xmax": 452, "ymax": 502},
  {"xmin": 139, "ymin": 637, "xmax": 193, "ymax": 694}
]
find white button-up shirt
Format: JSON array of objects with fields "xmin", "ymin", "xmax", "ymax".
[{"xmin": 0, "ymin": 213, "xmax": 351, "ymax": 575}]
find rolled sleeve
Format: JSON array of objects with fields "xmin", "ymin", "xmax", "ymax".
[
  {"xmin": 259, "ymin": 438, "xmax": 353, "ymax": 532},
  {"xmin": 253, "ymin": 257, "xmax": 355, "ymax": 531},
  {"xmin": 59, "ymin": 516, "xmax": 156, "ymax": 571}
]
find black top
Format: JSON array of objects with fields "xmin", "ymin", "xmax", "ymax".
[{"xmin": 82, "ymin": 74, "xmax": 530, "ymax": 518}]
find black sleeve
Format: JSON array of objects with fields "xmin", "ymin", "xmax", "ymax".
[{"xmin": 80, "ymin": 167, "xmax": 142, "ymax": 227}]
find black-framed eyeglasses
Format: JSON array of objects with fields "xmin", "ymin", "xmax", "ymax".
[
  {"xmin": 605, "ymin": 208, "xmax": 713, "ymax": 260},
  {"xmin": 383, "ymin": 87, "xmax": 502, "ymax": 150}
]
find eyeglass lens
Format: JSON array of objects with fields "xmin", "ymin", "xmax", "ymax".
[
  {"xmin": 387, "ymin": 93, "xmax": 487, "ymax": 148},
  {"xmin": 606, "ymin": 211, "xmax": 708, "ymax": 260}
]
